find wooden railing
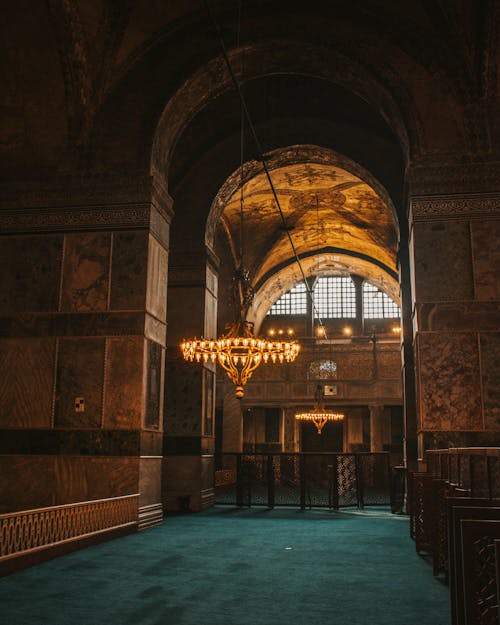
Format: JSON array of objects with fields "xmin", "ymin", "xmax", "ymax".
[
  {"xmin": 408, "ymin": 448, "xmax": 500, "ymax": 625},
  {"xmin": 0, "ymin": 494, "xmax": 139, "ymax": 561}
]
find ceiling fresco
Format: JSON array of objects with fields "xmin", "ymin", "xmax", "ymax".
[{"xmin": 220, "ymin": 161, "xmax": 399, "ymax": 291}]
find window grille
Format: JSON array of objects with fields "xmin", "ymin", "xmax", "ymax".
[
  {"xmin": 363, "ymin": 282, "xmax": 400, "ymax": 318},
  {"xmin": 268, "ymin": 282, "xmax": 307, "ymax": 315},
  {"xmin": 313, "ymin": 276, "xmax": 356, "ymax": 319}
]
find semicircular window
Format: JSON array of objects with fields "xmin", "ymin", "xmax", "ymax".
[
  {"xmin": 268, "ymin": 282, "xmax": 307, "ymax": 315},
  {"xmin": 362, "ymin": 283, "xmax": 400, "ymax": 319}
]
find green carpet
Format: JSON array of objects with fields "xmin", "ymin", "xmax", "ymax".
[{"xmin": 0, "ymin": 507, "xmax": 449, "ymax": 625}]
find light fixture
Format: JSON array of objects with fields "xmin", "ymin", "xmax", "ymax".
[
  {"xmin": 181, "ymin": 270, "xmax": 299, "ymax": 399},
  {"xmin": 295, "ymin": 385, "xmax": 344, "ymax": 434},
  {"xmin": 342, "ymin": 325, "xmax": 352, "ymax": 336},
  {"xmin": 180, "ymin": 19, "xmax": 300, "ymax": 399}
]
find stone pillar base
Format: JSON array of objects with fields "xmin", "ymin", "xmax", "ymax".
[{"xmin": 162, "ymin": 455, "xmax": 214, "ymax": 512}]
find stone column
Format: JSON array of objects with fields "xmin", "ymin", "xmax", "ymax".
[
  {"xmin": 282, "ymin": 408, "xmax": 300, "ymax": 452},
  {"xmin": 409, "ymin": 162, "xmax": 500, "ymax": 463},
  {"xmin": 369, "ymin": 405, "xmax": 384, "ymax": 452},
  {"xmin": 163, "ymin": 246, "xmax": 217, "ymax": 512},
  {"xmin": 0, "ymin": 173, "xmax": 172, "ymax": 532}
]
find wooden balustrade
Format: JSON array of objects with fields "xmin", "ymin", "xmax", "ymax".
[
  {"xmin": 0, "ymin": 494, "xmax": 139, "ymax": 572},
  {"xmin": 408, "ymin": 447, "xmax": 500, "ymax": 625}
]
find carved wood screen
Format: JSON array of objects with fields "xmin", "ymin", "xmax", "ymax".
[{"xmin": 214, "ymin": 452, "xmax": 392, "ymax": 510}]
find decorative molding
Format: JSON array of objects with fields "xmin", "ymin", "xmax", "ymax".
[
  {"xmin": 0, "ymin": 171, "xmax": 172, "ymax": 208},
  {"xmin": 0, "ymin": 495, "xmax": 138, "ymax": 560},
  {"xmin": 411, "ymin": 194, "xmax": 500, "ymax": 221},
  {"xmin": 0, "ymin": 311, "xmax": 148, "ymax": 338},
  {"xmin": 0, "ymin": 205, "xmax": 152, "ymax": 234},
  {"xmin": 138, "ymin": 503, "xmax": 163, "ymax": 530},
  {"xmin": 408, "ymin": 161, "xmax": 500, "ymax": 196},
  {"xmin": 0, "ymin": 429, "xmax": 144, "ymax": 456}
]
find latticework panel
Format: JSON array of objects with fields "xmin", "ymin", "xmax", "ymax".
[
  {"xmin": 337, "ymin": 455, "xmax": 358, "ymax": 507},
  {"xmin": 432, "ymin": 479, "xmax": 448, "ymax": 577},
  {"xmin": 302, "ymin": 455, "xmax": 332, "ymax": 508},
  {"xmin": 0, "ymin": 495, "xmax": 138, "ymax": 559},
  {"xmin": 471, "ymin": 536, "xmax": 498, "ymax": 624},
  {"xmin": 242, "ymin": 455, "xmax": 267, "ymax": 505},
  {"xmin": 414, "ymin": 474, "xmax": 433, "ymax": 553},
  {"xmin": 274, "ymin": 455, "xmax": 301, "ymax": 506}
]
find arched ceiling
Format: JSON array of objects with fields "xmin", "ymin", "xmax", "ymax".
[
  {"xmin": 221, "ymin": 161, "xmax": 397, "ymax": 287},
  {"xmin": 212, "ymin": 146, "xmax": 398, "ymax": 309},
  {"xmin": 2, "ymin": 0, "xmax": 496, "ymax": 177}
]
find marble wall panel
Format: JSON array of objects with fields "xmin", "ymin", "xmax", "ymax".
[
  {"xmin": 0, "ymin": 429, "xmax": 140, "ymax": 455},
  {"xmin": 145, "ymin": 314, "xmax": 167, "ymax": 346},
  {"xmin": 0, "ymin": 338, "xmax": 55, "ymax": 427},
  {"xmin": 103, "ymin": 337, "xmax": 144, "ymax": 430},
  {"xmin": 471, "ymin": 220, "xmax": 500, "ymax": 300},
  {"xmin": 138, "ymin": 457, "xmax": 162, "ymax": 508},
  {"xmin": 164, "ymin": 359, "xmax": 202, "ymax": 435},
  {"xmin": 377, "ymin": 350, "xmax": 402, "ymax": 379},
  {"xmin": 0, "ymin": 455, "xmax": 56, "ymax": 513},
  {"xmin": 166, "ymin": 286, "xmax": 205, "ymax": 345},
  {"xmin": 336, "ymin": 352, "xmax": 373, "ymax": 380},
  {"xmin": 146, "ymin": 236, "xmax": 168, "ymax": 322},
  {"xmin": 54, "ymin": 338, "xmax": 105, "ymax": 427},
  {"xmin": 162, "ymin": 455, "xmax": 205, "ymax": 511},
  {"xmin": 480, "ymin": 333, "xmax": 500, "ymax": 430},
  {"xmin": 110, "ymin": 231, "xmax": 148, "ymax": 310},
  {"xmin": 413, "ymin": 220, "xmax": 473, "ymax": 302},
  {"xmin": 0, "ymin": 311, "xmax": 146, "ymax": 339},
  {"xmin": 421, "ymin": 430, "xmax": 500, "ymax": 452},
  {"xmin": 145, "ymin": 341, "xmax": 163, "ymax": 430},
  {"xmin": 417, "ymin": 333, "xmax": 482, "ymax": 431},
  {"xmin": 54, "ymin": 456, "xmax": 139, "ymax": 504},
  {"xmin": 60, "ymin": 233, "xmax": 110, "ymax": 312},
  {"xmin": 0, "ymin": 458, "xmax": 140, "ymax": 513},
  {"xmin": 0, "ymin": 235, "xmax": 62, "ymax": 313},
  {"xmin": 417, "ymin": 301, "xmax": 500, "ymax": 332}
]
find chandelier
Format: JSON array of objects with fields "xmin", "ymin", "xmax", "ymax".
[
  {"xmin": 295, "ymin": 384, "xmax": 344, "ymax": 434},
  {"xmin": 181, "ymin": 270, "xmax": 300, "ymax": 400},
  {"xmin": 181, "ymin": 2, "xmax": 300, "ymax": 398}
]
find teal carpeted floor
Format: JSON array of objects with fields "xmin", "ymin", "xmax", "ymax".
[{"xmin": 0, "ymin": 507, "xmax": 450, "ymax": 625}]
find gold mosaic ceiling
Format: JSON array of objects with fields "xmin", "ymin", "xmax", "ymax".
[{"xmin": 221, "ymin": 162, "xmax": 398, "ymax": 287}]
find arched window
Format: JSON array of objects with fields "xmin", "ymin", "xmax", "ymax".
[
  {"xmin": 266, "ymin": 276, "xmax": 400, "ymax": 320},
  {"xmin": 362, "ymin": 282, "xmax": 400, "ymax": 318},
  {"xmin": 268, "ymin": 282, "xmax": 307, "ymax": 315},
  {"xmin": 313, "ymin": 276, "xmax": 356, "ymax": 318}
]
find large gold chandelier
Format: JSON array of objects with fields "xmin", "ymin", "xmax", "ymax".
[
  {"xmin": 181, "ymin": 269, "xmax": 300, "ymax": 399},
  {"xmin": 295, "ymin": 384, "xmax": 344, "ymax": 434},
  {"xmin": 181, "ymin": 2, "xmax": 301, "ymax": 398}
]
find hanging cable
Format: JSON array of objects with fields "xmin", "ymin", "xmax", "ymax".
[{"xmin": 202, "ymin": 0, "xmax": 328, "ymax": 339}]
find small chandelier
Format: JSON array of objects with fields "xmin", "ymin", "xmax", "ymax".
[
  {"xmin": 295, "ymin": 384, "xmax": 344, "ymax": 434},
  {"xmin": 181, "ymin": 268, "xmax": 300, "ymax": 399}
]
